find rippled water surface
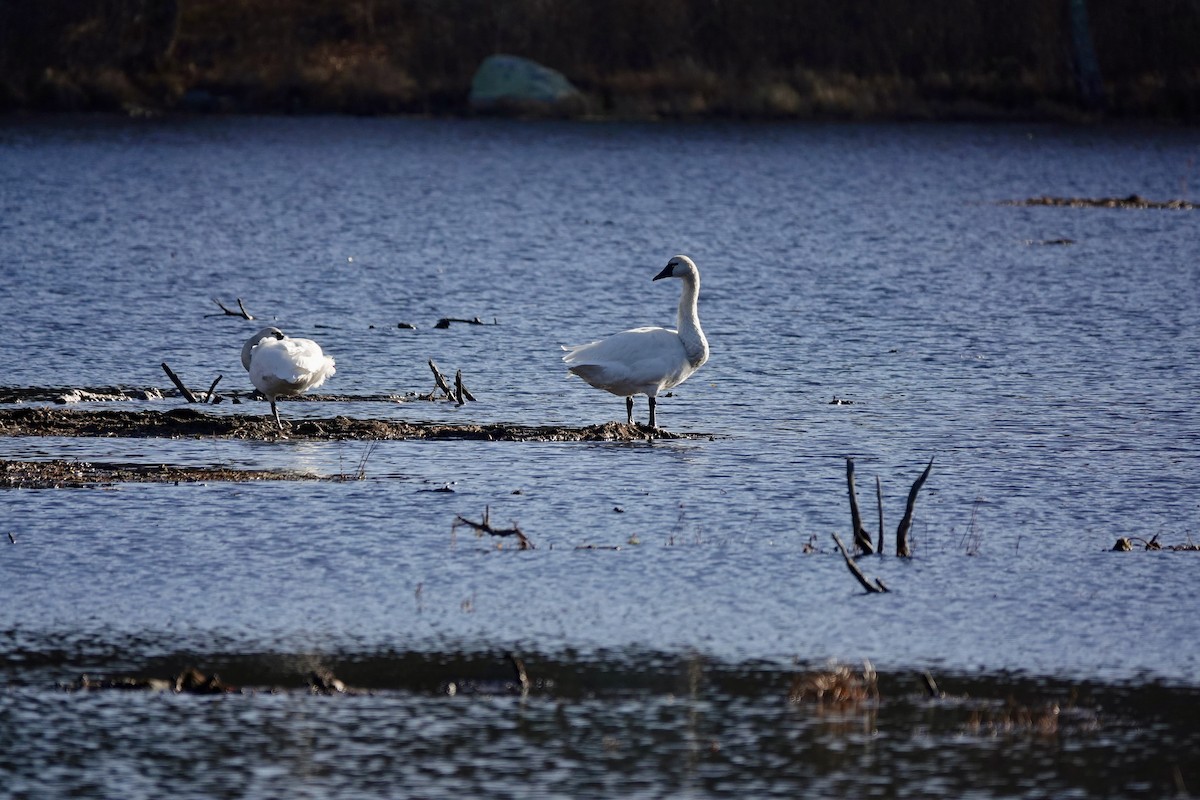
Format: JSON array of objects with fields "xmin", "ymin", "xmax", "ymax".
[{"xmin": 1, "ymin": 116, "xmax": 1198, "ymax": 798}]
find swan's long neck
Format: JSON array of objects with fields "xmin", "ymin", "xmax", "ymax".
[{"xmin": 675, "ymin": 274, "xmax": 709, "ymax": 369}]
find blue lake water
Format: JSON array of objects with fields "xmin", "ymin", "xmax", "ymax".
[{"xmin": 1, "ymin": 115, "xmax": 1199, "ymax": 798}]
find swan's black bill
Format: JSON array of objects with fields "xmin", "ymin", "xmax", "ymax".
[{"xmin": 652, "ymin": 264, "xmax": 674, "ymax": 281}]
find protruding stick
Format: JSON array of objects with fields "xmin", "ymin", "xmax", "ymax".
[
  {"xmin": 896, "ymin": 457, "xmax": 934, "ymax": 557},
  {"xmin": 875, "ymin": 475, "xmax": 884, "ymax": 555},
  {"xmin": 161, "ymin": 362, "xmax": 198, "ymax": 403},
  {"xmin": 846, "ymin": 458, "xmax": 876, "ymax": 555},
  {"xmin": 205, "ymin": 375, "xmax": 223, "ymax": 404},
  {"xmin": 428, "ymin": 360, "xmax": 453, "ymax": 399}
]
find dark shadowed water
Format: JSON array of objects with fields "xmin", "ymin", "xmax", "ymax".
[{"xmin": 1, "ymin": 115, "xmax": 1198, "ymax": 798}]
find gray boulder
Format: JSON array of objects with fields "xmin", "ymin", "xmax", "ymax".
[{"xmin": 468, "ymin": 54, "xmax": 584, "ymax": 115}]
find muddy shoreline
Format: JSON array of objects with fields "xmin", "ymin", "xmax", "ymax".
[
  {"xmin": 2, "ymin": 458, "xmax": 327, "ymax": 489},
  {"xmin": 0, "ymin": 407, "xmax": 693, "ymax": 443}
]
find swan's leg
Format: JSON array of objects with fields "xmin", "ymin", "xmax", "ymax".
[
  {"xmin": 270, "ymin": 399, "xmax": 284, "ymax": 430},
  {"xmin": 648, "ymin": 396, "xmax": 657, "ymax": 428},
  {"xmin": 626, "ymin": 396, "xmax": 634, "ymax": 425}
]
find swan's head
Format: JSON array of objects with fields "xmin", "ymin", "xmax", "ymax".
[
  {"xmin": 241, "ymin": 326, "xmax": 286, "ymax": 371},
  {"xmin": 653, "ymin": 254, "xmax": 698, "ymax": 282}
]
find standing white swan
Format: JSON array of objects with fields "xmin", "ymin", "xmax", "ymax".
[
  {"xmin": 562, "ymin": 254, "xmax": 709, "ymax": 428},
  {"xmin": 241, "ymin": 327, "xmax": 336, "ymax": 430}
]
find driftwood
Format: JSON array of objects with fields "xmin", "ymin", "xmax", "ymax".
[
  {"xmin": 896, "ymin": 458, "xmax": 934, "ymax": 558},
  {"xmin": 832, "ymin": 532, "xmax": 888, "ymax": 594},
  {"xmin": 453, "ymin": 506, "xmax": 533, "ymax": 550},
  {"xmin": 435, "ymin": 316, "xmax": 494, "ymax": 329},
  {"xmin": 205, "ymin": 298, "xmax": 255, "ymax": 319},
  {"xmin": 845, "ymin": 458, "xmax": 876, "ymax": 554},
  {"xmin": 454, "ymin": 369, "xmax": 477, "ymax": 405},
  {"xmin": 426, "ymin": 360, "xmax": 477, "ymax": 405},
  {"xmin": 428, "ymin": 360, "xmax": 454, "ymax": 399},
  {"xmin": 160, "ymin": 362, "xmax": 197, "ymax": 403}
]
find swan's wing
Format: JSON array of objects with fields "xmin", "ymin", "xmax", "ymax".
[
  {"xmin": 562, "ymin": 327, "xmax": 688, "ymax": 396},
  {"xmin": 278, "ymin": 338, "xmax": 336, "ymax": 382},
  {"xmin": 249, "ymin": 338, "xmax": 335, "ymax": 393}
]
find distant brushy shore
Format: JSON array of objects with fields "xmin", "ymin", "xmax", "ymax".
[{"xmin": 2, "ymin": 0, "xmax": 1198, "ymax": 122}]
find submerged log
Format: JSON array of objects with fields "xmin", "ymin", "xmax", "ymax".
[{"xmin": 435, "ymin": 316, "xmax": 494, "ymax": 328}]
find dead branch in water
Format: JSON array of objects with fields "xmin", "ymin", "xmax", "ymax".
[
  {"xmin": 434, "ymin": 316, "xmax": 496, "ymax": 329},
  {"xmin": 896, "ymin": 458, "xmax": 934, "ymax": 558},
  {"xmin": 205, "ymin": 375, "xmax": 223, "ymax": 404},
  {"xmin": 205, "ymin": 298, "xmax": 255, "ymax": 319},
  {"xmin": 875, "ymin": 476, "xmax": 884, "ymax": 554},
  {"xmin": 453, "ymin": 506, "xmax": 534, "ymax": 550},
  {"xmin": 160, "ymin": 362, "xmax": 198, "ymax": 403},
  {"xmin": 427, "ymin": 360, "xmax": 454, "ymax": 399},
  {"xmin": 454, "ymin": 369, "xmax": 477, "ymax": 405},
  {"xmin": 845, "ymin": 458, "xmax": 876, "ymax": 555},
  {"xmin": 832, "ymin": 532, "xmax": 888, "ymax": 593},
  {"xmin": 424, "ymin": 360, "xmax": 477, "ymax": 404}
]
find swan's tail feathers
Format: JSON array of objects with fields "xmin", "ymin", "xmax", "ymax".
[{"xmin": 561, "ymin": 342, "xmax": 597, "ymax": 364}]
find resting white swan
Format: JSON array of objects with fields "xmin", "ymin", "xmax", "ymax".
[
  {"xmin": 562, "ymin": 254, "xmax": 709, "ymax": 428},
  {"xmin": 241, "ymin": 327, "xmax": 336, "ymax": 429}
]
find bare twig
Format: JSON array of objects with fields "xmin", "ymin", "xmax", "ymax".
[
  {"xmin": 896, "ymin": 457, "xmax": 934, "ymax": 557},
  {"xmin": 846, "ymin": 458, "xmax": 876, "ymax": 555},
  {"xmin": 205, "ymin": 375, "xmax": 222, "ymax": 404},
  {"xmin": 205, "ymin": 298, "xmax": 255, "ymax": 319},
  {"xmin": 832, "ymin": 532, "xmax": 888, "ymax": 593},
  {"xmin": 160, "ymin": 362, "xmax": 198, "ymax": 403},
  {"xmin": 453, "ymin": 506, "xmax": 533, "ymax": 549}
]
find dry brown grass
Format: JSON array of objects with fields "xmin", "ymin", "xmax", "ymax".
[{"xmin": 788, "ymin": 660, "xmax": 879, "ymax": 707}]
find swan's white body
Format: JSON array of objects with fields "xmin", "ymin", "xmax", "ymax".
[
  {"xmin": 562, "ymin": 255, "xmax": 709, "ymax": 428},
  {"xmin": 241, "ymin": 327, "xmax": 336, "ymax": 429}
]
